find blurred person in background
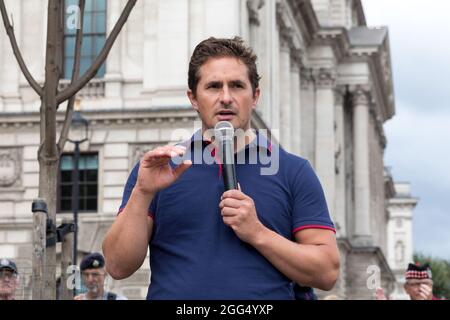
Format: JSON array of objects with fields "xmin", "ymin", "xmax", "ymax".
[{"xmin": 0, "ymin": 259, "xmax": 19, "ymax": 300}]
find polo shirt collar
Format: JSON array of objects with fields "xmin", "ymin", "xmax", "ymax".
[{"xmin": 189, "ymin": 129, "xmax": 272, "ymax": 154}]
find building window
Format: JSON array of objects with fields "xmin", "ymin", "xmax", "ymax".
[
  {"xmin": 58, "ymin": 153, "xmax": 98, "ymax": 213},
  {"xmin": 63, "ymin": 0, "xmax": 107, "ymax": 79}
]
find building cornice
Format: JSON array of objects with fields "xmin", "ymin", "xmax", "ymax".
[
  {"xmin": 0, "ymin": 107, "xmax": 199, "ymax": 129},
  {"xmin": 313, "ymin": 27, "xmax": 351, "ymax": 62},
  {"xmin": 345, "ymin": 36, "xmax": 395, "ymax": 122},
  {"xmin": 388, "ymin": 198, "xmax": 419, "ymax": 207}
]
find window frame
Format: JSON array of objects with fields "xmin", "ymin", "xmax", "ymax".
[
  {"xmin": 62, "ymin": 0, "xmax": 108, "ymax": 79},
  {"xmin": 57, "ymin": 152, "xmax": 99, "ymax": 214}
]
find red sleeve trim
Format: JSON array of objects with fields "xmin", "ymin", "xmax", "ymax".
[
  {"xmin": 117, "ymin": 207, "xmax": 154, "ymax": 219},
  {"xmin": 292, "ymin": 225, "xmax": 336, "ymax": 235}
]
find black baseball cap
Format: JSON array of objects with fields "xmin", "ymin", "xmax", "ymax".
[
  {"xmin": 80, "ymin": 252, "xmax": 105, "ymax": 271},
  {"xmin": 0, "ymin": 259, "xmax": 18, "ymax": 274}
]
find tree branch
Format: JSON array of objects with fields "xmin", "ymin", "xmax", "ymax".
[
  {"xmin": 58, "ymin": 0, "xmax": 86, "ymax": 155},
  {"xmin": 56, "ymin": 0, "xmax": 137, "ymax": 104},
  {"xmin": 0, "ymin": 0, "xmax": 43, "ymax": 97},
  {"xmin": 42, "ymin": 0, "xmax": 61, "ymax": 161}
]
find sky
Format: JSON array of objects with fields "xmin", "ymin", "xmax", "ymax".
[{"xmin": 362, "ymin": 0, "xmax": 450, "ymax": 260}]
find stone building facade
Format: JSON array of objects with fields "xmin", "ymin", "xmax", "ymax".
[
  {"xmin": 386, "ymin": 181, "xmax": 418, "ymax": 299},
  {"xmin": 0, "ymin": 0, "xmax": 414, "ymax": 299}
]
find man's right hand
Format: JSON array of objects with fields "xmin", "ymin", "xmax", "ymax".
[
  {"xmin": 135, "ymin": 145, "xmax": 192, "ymax": 196},
  {"xmin": 418, "ymin": 283, "xmax": 433, "ymax": 300}
]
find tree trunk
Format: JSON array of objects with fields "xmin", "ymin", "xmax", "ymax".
[
  {"xmin": 31, "ymin": 204, "xmax": 47, "ymax": 299},
  {"xmin": 2, "ymin": 0, "xmax": 137, "ymax": 300},
  {"xmin": 36, "ymin": 0, "xmax": 62, "ymax": 300}
]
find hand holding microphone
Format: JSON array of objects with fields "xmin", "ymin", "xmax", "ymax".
[{"xmin": 215, "ymin": 121, "xmax": 266, "ymax": 243}]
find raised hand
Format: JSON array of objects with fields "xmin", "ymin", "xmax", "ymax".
[
  {"xmin": 135, "ymin": 145, "xmax": 192, "ymax": 196},
  {"xmin": 418, "ymin": 283, "xmax": 433, "ymax": 300}
]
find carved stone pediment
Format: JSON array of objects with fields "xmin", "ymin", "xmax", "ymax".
[{"xmin": 0, "ymin": 148, "xmax": 22, "ymax": 187}]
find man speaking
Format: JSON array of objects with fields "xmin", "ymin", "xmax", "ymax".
[{"xmin": 102, "ymin": 37, "xmax": 340, "ymax": 299}]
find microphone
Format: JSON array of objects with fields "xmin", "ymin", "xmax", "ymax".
[{"xmin": 214, "ymin": 121, "xmax": 238, "ymax": 191}]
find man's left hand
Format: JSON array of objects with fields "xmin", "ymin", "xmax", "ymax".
[{"xmin": 219, "ymin": 186, "xmax": 266, "ymax": 244}]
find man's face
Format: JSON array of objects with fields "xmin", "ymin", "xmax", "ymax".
[
  {"xmin": 187, "ymin": 57, "xmax": 260, "ymax": 131},
  {"xmin": 404, "ymin": 279, "xmax": 433, "ymax": 300},
  {"xmin": 0, "ymin": 269, "xmax": 18, "ymax": 298},
  {"xmin": 82, "ymin": 268, "xmax": 105, "ymax": 294}
]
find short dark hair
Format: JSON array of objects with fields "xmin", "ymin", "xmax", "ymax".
[{"xmin": 188, "ymin": 36, "xmax": 261, "ymax": 97}]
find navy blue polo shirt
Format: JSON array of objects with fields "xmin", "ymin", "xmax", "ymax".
[{"xmin": 118, "ymin": 130, "xmax": 335, "ymax": 300}]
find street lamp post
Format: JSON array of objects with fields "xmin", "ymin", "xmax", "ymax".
[{"xmin": 67, "ymin": 108, "xmax": 89, "ymax": 267}]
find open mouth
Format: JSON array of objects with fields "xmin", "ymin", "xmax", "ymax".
[{"xmin": 217, "ymin": 110, "xmax": 236, "ymax": 118}]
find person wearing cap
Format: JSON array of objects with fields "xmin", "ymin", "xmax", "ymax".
[
  {"xmin": 403, "ymin": 263, "xmax": 438, "ymax": 300},
  {"xmin": 74, "ymin": 252, "xmax": 127, "ymax": 300},
  {"xmin": 376, "ymin": 262, "xmax": 439, "ymax": 300},
  {"xmin": 0, "ymin": 259, "xmax": 19, "ymax": 300}
]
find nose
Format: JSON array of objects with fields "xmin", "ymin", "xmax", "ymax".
[{"xmin": 220, "ymin": 86, "xmax": 233, "ymax": 106}]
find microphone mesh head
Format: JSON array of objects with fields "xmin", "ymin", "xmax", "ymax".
[{"xmin": 214, "ymin": 121, "xmax": 234, "ymax": 140}]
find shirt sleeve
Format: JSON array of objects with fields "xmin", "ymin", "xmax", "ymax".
[
  {"xmin": 291, "ymin": 160, "xmax": 336, "ymax": 235},
  {"xmin": 117, "ymin": 162, "xmax": 156, "ymax": 219}
]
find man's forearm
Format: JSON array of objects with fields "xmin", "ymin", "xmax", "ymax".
[
  {"xmin": 250, "ymin": 227, "xmax": 340, "ymax": 291},
  {"xmin": 102, "ymin": 188, "xmax": 154, "ymax": 279}
]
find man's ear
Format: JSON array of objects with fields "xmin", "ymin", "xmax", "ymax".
[
  {"xmin": 187, "ymin": 90, "xmax": 198, "ymax": 112},
  {"xmin": 252, "ymin": 87, "xmax": 261, "ymax": 110}
]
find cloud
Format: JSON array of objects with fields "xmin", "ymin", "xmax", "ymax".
[
  {"xmin": 385, "ymin": 101, "xmax": 450, "ymax": 259},
  {"xmin": 363, "ymin": 0, "xmax": 450, "ymax": 112},
  {"xmin": 363, "ymin": 0, "xmax": 450, "ymax": 260}
]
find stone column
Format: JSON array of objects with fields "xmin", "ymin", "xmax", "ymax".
[
  {"xmin": 290, "ymin": 50, "xmax": 302, "ymax": 155},
  {"xmin": 256, "ymin": 1, "xmax": 270, "ymax": 122},
  {"xmin": 105, "ymin": 0, "xmax": 123, "ymax": 101},
  {"xmin": 334, "ymin": 86, "xmax": 346, "ymax": 237},
  {"xmin": 246, "ymin": 0, "xmax": 264, "ymax": 116},
  {"xmin": 300, "ymin": 67, "xmax": 315, "ymax": 163},
  {"xmin": 313, "ymin": 68, "xmax": 336, "ymax": 213},
  {"xmin": 279, "ymin": 28, "xmax": 292, "ymax": 151},
  {"xmin": 142, "ymin": 0, "xmax": 158, "ymax": 92},
  {"xmin": 189, "ymin": 0, "xmax": 204, "ymax": 54},
  {"xmin": 352, "ymin": 86, "xmax": 373, "ymax": 245},
  {"xmin": 247, "ymin": 0, "xmax": 265, "ymax": 47}
]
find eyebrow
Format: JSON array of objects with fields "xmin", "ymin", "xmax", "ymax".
[
  {"xmin": 204, "ymin": 80, "xmax": 247, "ymax": 87},
  {"xmin": 230, "ymin": 80, "xmax": 246, "ymax": 87}
]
